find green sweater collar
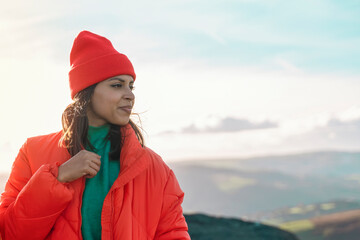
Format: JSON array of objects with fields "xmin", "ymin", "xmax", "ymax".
[{"xmin": 87, "ymin": 123, "xmax": 111, "ymax": 145}]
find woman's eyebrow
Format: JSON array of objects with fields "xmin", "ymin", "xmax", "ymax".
[
  {"xmin": 109, "ymin": 78, "xmax": 124, "ymax": 82},
  {"xmin": 109, "ymin": 78, "xmax": 134, "ymax": 84}
]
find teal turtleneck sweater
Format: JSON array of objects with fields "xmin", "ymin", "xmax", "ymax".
[{"xmin": 81, "ymin": 124, "xmax": 120, "ymax": 240}]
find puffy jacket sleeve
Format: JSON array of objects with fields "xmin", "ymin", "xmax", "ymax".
[
  {"xmin": 154, "ymin": 169, "xmax": 191, "ymax": 240},
  {"xmin": 0, "ymin": 139, "xmax": 74, "ymax": 240}
]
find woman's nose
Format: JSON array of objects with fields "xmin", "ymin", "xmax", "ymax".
[{"xmin": 124, "ymin": 87, "xmax": 135, "ymax": 101}]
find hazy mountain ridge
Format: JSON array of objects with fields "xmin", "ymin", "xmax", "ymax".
[
  {"xmin": 170, "ymin": 151, "xmax": 360, "ymax": 177},
  {"xmin": 170, "ymin": 151, "xmax": 360, "ymax": 239},
  {"xmin": 278, "ymin": 207, "xmax": 360, "ymax": 240},
  {"xmin": 251, "ymin": 199, "xmax": 360, "ymax": 224},
  {"xmin": 168, "ymin": 151, "xmax": 360, "ymax": 218}
]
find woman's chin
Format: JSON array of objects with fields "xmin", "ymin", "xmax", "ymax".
[{"xmin": 109, "ymin": 118, "xmax": 130, "ymax": 126}]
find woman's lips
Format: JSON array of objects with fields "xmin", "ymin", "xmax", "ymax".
[{"xmin": 118, "ymin": 107, "xmax": 132, "ymax": 114}]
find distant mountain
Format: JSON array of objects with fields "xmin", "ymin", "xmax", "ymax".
[
  {"xmin": 184, "ymin": 213, "xmax": 299, "ymax": 240},
  {"xmin": 278, "ymin": 208, "xmax": 360, "ymax": 240},
  {"xmin": 168, "ymin": 151, "xmax": 360, "ymax": 219},
  {"xmin": 250, "ymin": 199, "xmax": 360, "ymax": 223}
]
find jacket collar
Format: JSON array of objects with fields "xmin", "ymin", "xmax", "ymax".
[
  {"xmin": 60, "ymin": 123, "xmax": 150, "ymax": 190},
  {"xmin": 111, "ymin": 123, "xmax": 150, "ymax": 189}
]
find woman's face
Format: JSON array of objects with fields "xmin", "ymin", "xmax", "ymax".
[{"xmin": 87, "ymin": 74, "xmax": 135, "ymax": 127}]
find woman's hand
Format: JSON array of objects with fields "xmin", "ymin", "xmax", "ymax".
[{"xmin": 57, "ymin": 150, "xmax": 101, "ymax": 183}]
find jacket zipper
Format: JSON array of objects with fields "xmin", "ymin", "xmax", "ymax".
[{"xmin": 78, "ymin": 177, "xmax": 86, "ymax": 240}]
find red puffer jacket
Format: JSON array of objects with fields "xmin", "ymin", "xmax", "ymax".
[{"xmin": 0, "ymin": 124, "xmax": 190, "ymax": 239}]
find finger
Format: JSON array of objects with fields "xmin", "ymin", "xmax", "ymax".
[
  {"xmin": 85, "ymin": 167, "xmax": 98, "ymax": 178},
  {"xmin": 89, "ymin": 162, "xmax": 100, "ymax": 172},
  {"xmin": 91, "ymin": 158, "xmax": 101, "ymax": 167},
  {"xmin": 86, "ymin": 151, "xmax": 101, "ymax": 159}
]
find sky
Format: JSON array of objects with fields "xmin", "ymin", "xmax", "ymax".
[{"xmin": 0, "ymin": 0, "xmax": 359, "ymax": 172}]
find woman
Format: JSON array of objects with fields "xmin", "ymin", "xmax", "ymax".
[{"xmin": 0, "ymin": 30, "xmax": 190, "ymax": 240}]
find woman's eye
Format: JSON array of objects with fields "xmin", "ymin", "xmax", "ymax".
[
  {"xmin": 111, "ymin": 84, "xmax": 122, "ymax": 88},
  {"xmin": 130, "ymin": 86, "xmax": 135, "ymax": 91}
]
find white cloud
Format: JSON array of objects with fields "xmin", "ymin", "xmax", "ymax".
[
  {"xmin": 147, "ymin": 114, "xmax": 360, "ymax": 162},
  {"xmin": 133, "ymin": 59, "xmax": 360, "ymax": 136},
  {"xmin": 272, "ymin": 58, "xmax": 303, "ymax": 73},
  {"xmin": 336, "ymin": 105, "xmax": 360, "ymax": 122},
  {"xmin": 171, "ymin": 117, "xmax": 278, "ymax": 134}
]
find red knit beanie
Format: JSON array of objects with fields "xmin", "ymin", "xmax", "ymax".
[{"xmin": 68, "ymin": 30, "xmax": 136, "ymax": 99}]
